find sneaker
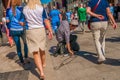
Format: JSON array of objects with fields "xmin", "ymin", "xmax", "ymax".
[
  {"xmin": 53, "ymin": 53, "xmax": 59, "ymax": 57},
  {"xmin": 97, "ymin": 58, "xmax": 106, "ymax": 64},
  {"xmin": 18, "ymin": 61, "xmax": 25, "ymax": 66},
  {"xmin": 97, "ymin": 60, "xmax": 105, "ymax": 64},
  {"xmin": 24, "ymin": 58, "xmax": 30, "ymax": 64},
  {"xmin": 63, "ymin": 54, "xmax": 69, "ymax": 57}
]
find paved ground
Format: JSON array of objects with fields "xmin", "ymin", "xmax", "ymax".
[{"xmin": 0, "ymin": 23, "xmax": 120, "ymax": 80}]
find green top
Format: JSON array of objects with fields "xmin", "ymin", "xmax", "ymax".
[{"xmin": 78, "ymin": 7, "xmax": 87, "ymax": 21}]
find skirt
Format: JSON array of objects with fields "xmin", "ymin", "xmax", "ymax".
[{"xmin": 26, "ymin": 28, "xmax": 46, "ymax": 53}]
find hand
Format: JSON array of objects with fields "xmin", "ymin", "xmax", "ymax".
[
  {"xmin": 112, "ymin": 23, "xmax": 117, "ymax": 30},
  {"xmin": 19, "ymin": 22, "xmax": 24, "ymax": 26},
  {"xmin": 48, "ymin": 31, "xmax": 53, "ymax": 40},
  {"xmin": 96, "ymin": 15, "xmax": 104, "ymax": 20},
  {"xmin": 69, "ymin": 50, "xmax": 74, "ymax": 56}
]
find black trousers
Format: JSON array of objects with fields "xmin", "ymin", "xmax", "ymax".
[{"xmin": 0, "ymin": 30, "xmax": 2, "ymax": 38}]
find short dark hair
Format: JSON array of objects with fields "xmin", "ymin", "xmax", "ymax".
[{"xmin": 61, "ymin": 12, "xmax": 67, "ymax": 20}]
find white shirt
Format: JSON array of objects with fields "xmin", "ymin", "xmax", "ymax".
[
  {"xmin": 2, "ymin": 17, "xmax": 7, "ymax": 28},
  {"xmin": 23, "ymin": 5, "xmax": 44, "ymax": 29}
]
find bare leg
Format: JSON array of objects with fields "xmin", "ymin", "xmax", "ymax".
[
  {"xmin": 39, "ymin": 49, "xmax": 46, "ymax": 68},
  {"xmin": 33, "ymin": 51, "xmax": 44, "ymax": 77}
]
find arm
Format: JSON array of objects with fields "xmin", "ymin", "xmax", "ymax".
[
  {"xmin": 6, "ymin": 9, "xmax": 10, "ymax": 23},
  {"xmin": 7, "ymin": 0, "xmax": 11, "ymax": 9},
  {"xmin": 86, "ymin": 7, "xmax": 104, "ymax": 20},
  {"xmin": 106, "ymin": 7, "xmax": 117, "ymax": 29},
  {"xmin": 18, "ymin": 7, "xmax": 25, "ymax": 26},
  {"xmin": 43, "ymin": 9, "xmax": 53, "ymax": 39},
  {"xmin": 64, "ymin": 23, "xmax": 74, "ymax": 56},
  {"xmin": 59, "ymin": 14, "xmax": 62, "ymax": 22},
  {"xmin": 66, "ymin": 43, "xmax": 74, "ymax": 56},
  {"xmin": 58, "ymin": 10, "xmax": 62, "ymax": 22},
  {"xmin": 44, "ymin": 19, "xmax": 53, "ymax": 39}
]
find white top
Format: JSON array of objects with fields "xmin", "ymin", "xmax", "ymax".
[
  {"xmin": 2, "ymin": 17, "xmax": 7, "ymax": 28},
  {"xmin": 23, "ymin": 5, "xmax": 44, "ymax": 29}
]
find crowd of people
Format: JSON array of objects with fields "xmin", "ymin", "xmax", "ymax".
[{"xmin": 0, "ymin": 0, "xmax": 118, "ymax": 80}]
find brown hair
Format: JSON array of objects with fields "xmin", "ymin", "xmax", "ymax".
[{"xmin": 11, "ymin": 0, "xmax": 21, "ymax": 15}]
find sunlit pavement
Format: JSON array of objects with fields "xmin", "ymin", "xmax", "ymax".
[{"xmin": 0, "ymin": 23, "xmax": 120, "ymax": 80}]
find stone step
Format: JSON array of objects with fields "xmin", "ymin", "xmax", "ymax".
[{"xmin": 0, "ymin": 70, "xmax": 29, "ymax": 80}]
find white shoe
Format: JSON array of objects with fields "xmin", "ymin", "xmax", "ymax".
[{"xmin": 63, "ymin": 54, "xmax": 69, "ymax": 57}]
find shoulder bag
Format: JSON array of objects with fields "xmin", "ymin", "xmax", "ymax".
[{"xmin": 88, "ymin": 0, "xmax": 101, "ymax": 30}]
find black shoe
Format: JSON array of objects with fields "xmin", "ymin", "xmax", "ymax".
[{"xmin": 53, "ymin": 53, "xmax": 58, "ymax": 57}]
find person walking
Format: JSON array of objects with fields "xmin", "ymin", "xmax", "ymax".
[
  {"xmin": 78, "ymin": 3, "xmax": 87, "ymax": 33},
  {"xmin": 66, "ymin": 10, "xmax": 73, "ymax": 23},
  {"xmin": 2, "ymin": 10, "xmax": 14, "ymax": 47},
  {"xmin": 6, "ymin": 0, "xmax": 29, "ymax": 64},
  {"xmin": 0, "ymin": 22, "xmax": 6, "ymax": 46},
  {"xmin": 0, "ymin": 23, "xmax": 2, "ymax": 45},
  {"xmin": 87, "ymin": 0, "xmax": 117, "ymax": 64},
  {"xmin": 117, "ymin": 4, "xmax": 120, "ymax": 21},
  {"xmin": 114, "ymin": 4, "xmax": 119, "ymax": 21},
  {"xmin": 49, "ymin": 6, "xmax": 61, "ymax": 34},
  {"xmin": 109, "ymin": 3, "xmax": 114, "ymax": 15},
  {"xmin": 23, "ymin": 0, "xmax": 53, "ymax": 79}
]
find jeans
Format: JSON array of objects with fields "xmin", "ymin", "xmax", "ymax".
[
  {"xmin": 79, "ymin": 21, "xmax": 86, "ymax": 32},
  {"xmin": 51, "ymin": 21, "xmax": 60, "ymax": 33},
  {"xmin": 11, "ymin": 30, "xmax": 28, "ymax": 63},
  {"xmin": 91, "ymin": 21, "xmax": 108, "ymax": 61}
]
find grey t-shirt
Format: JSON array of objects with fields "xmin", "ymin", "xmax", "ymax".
[{"xmin": 56, "ymin": 20, "xmax": 70, "ymax": 43}]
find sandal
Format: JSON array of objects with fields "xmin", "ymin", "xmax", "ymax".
[{"xmin": 40, "ymin": 76, "xmax": 45, "ymax": 80}]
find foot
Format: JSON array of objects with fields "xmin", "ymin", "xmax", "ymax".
[
  {"xmin": 98, "ymin": 56, "xmax": 106, "ymax": 62},
  {"xmin": 97, "ymin": 60, "xmax": 105, "ymax": 64},
  {"xmin": 40, "ymin": 75, "xmax": 45, "ymax": 80},
  {"xmin": 10, "ymin": 44, "xmax": 15, "ymax": 48},
  {"xmin": 63, "ymin": 54, "xmax": 69, "ymax": 57},
  {"xmin": 24, "ymin": 58, "xmax": 30, "ymax": 64},
  {"xmin": 97, "ymin": 58, "xmax": 106, "ymax": 64},
  {"xmin": 18, "ymin": 62, "xmax": 25, "ymax": 66}
]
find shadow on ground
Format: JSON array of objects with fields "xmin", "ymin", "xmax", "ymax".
[
  {"xmin": 53, "ymin": 56, "xmax": 78, "ymax": 70},
  {"xmin": 0, "ymin": 70, "xmax": 29, "ymax": 80},
  {"xmin": 106, "ymin": 37, "xmax": 120, "ymax": 43},
  {"xmin": 6, "ymin": 52, "xmax": 40, "ymax": 79},
  {"xmin": 76, "ymin": 51, "xmax": 98, "ymax": 64},
  {"xmin": 49, "ymin": 46, "xmax": 57, "ymax": 55},
  {"xmin": 76, "ymin": 51, "xmax": 120, "ymax": 66},
  {"xmin": 72, "ymin": 30, "xmax": 91, "ymax": 34}
]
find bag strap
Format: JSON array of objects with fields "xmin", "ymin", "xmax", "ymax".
[{"xmin": 92, "ymin": 0, "xmax": 101, "ymax": 12}]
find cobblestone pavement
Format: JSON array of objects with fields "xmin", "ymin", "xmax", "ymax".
[{"xmin": 0, "ymin": 24, "xmax": 120, "ymax": 80}]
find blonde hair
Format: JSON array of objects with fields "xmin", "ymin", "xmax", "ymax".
[{"xmin": 27, "ymin": 0, "xmax": 42, "ymax": 9}]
